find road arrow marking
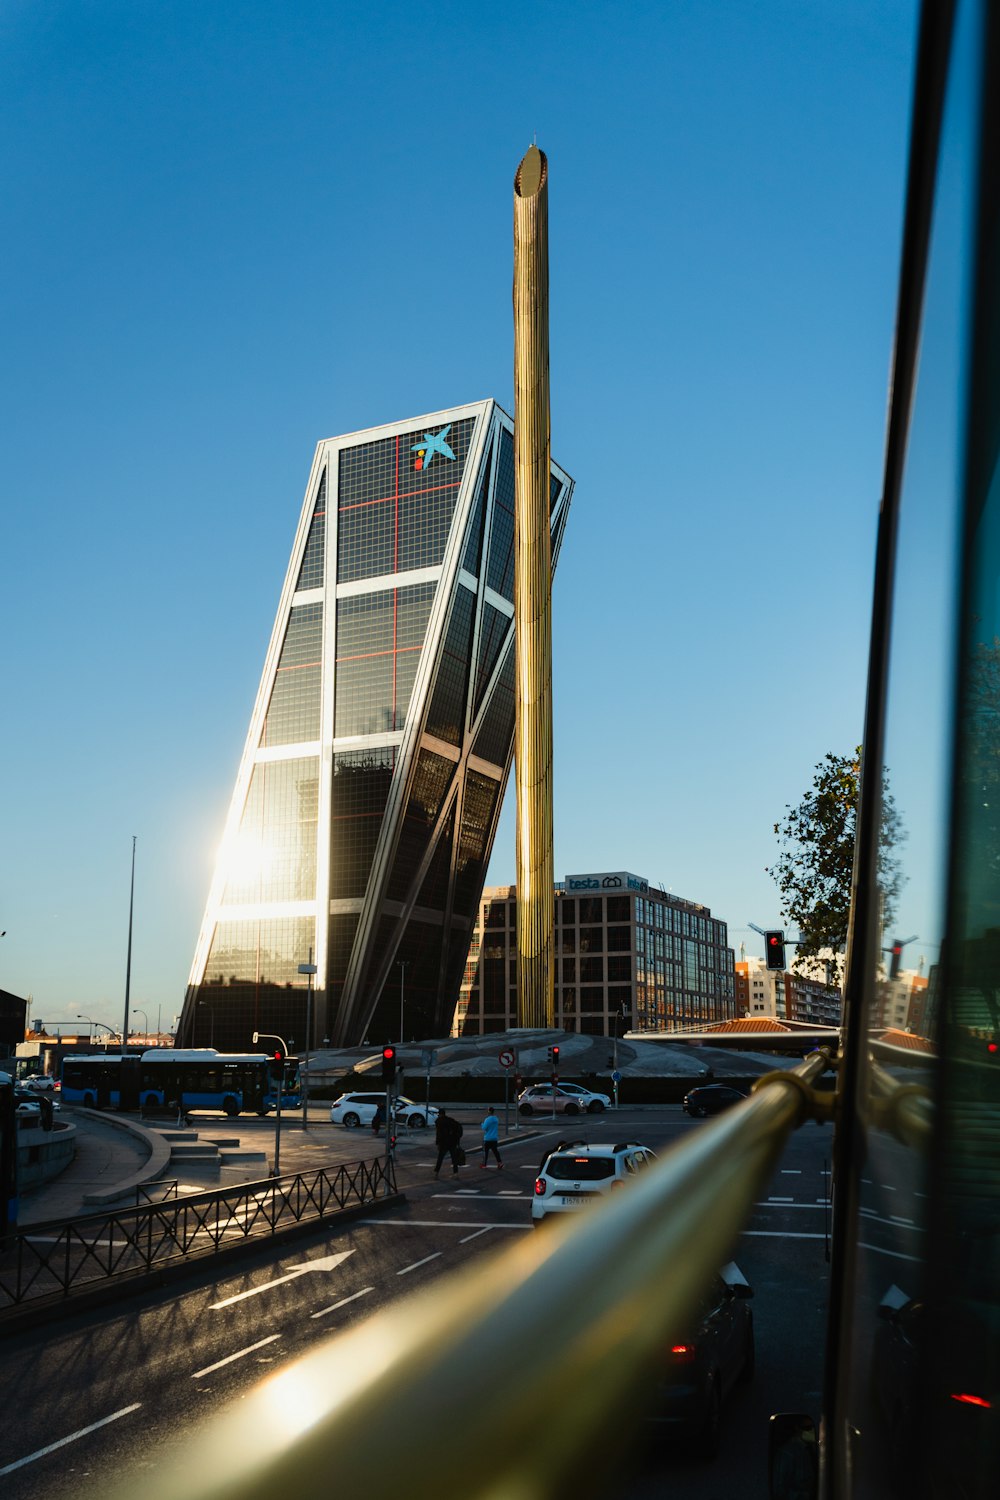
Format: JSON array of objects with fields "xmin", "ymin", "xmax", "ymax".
[{"xmin": 210, "ymin": 1250, "xmax": 355, "ymax": 1308}]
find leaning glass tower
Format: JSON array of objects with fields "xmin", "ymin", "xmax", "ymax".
[{"xmin": 180, "ymin": 401, "xmax": 573, "ymax": 1050}]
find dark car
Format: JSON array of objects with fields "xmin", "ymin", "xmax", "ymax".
[
  {"xmin": 682, "ymin": 1084, "xmax": 748, "ymax": 1118},
  {"xmin": 644, "ymin": 1263, "xmax": 754, "ymax": 1456}
]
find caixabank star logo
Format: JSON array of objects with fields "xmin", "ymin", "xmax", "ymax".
[{"xmin": 411, "ymin": 423, "xmax": 456, "ymax": 472}]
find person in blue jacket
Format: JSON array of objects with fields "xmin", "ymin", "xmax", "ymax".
[{"xmin": 480, "ymin": 1106, "xmax": 503, "ymax": 1169}]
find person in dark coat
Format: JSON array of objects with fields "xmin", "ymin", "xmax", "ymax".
[{"xmin": 434, "ymin": 1109, "xmax": 463, "ymax": 1177}]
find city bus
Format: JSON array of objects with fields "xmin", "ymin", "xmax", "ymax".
[
  {"xmin": 136, "ymin": 1049, "xmax": 300, "ymax": 1117},
  {"xmin": 60, "ymin": 1054, "xmax": 141, "ymax": 1110}
]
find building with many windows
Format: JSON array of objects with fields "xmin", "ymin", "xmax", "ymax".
[
  {"xmin": 455, "ymin": 871, "xmax": 735, "ymax": 1035},
  {"xmin": 179, "ymin": 402, "xmax": 573, "ymax": 1051}
]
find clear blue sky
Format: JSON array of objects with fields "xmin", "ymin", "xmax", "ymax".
[{"xmin": 2, "ymin": 0, "xmax": 919, "ymax": 1034}]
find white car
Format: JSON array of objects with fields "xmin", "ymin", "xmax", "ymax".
[
  {"xmin": 21, "ymin": 1075, "xmax": 56, "ymax": 1092},
  {"xmin": 518, "ymin": 1083, "xmax": 606, "ymax": 1116},
  {"xmin": 532, "ymin": 1140, "xmax": 657, "ymax": 1225},
  {"xmin": 329, "ymin": 1091, "xmax": 438, "ymax": 1129},
  {"xmin": 551, "ymin": 1082, "xmax": 611, "ymax": 1112}
]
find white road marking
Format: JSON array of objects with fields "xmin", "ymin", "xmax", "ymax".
[
  {"xmin": 210, "ymin": 1250, "xmax": 355, "ymax": 1308},
  {"xmin": 754, "ymin": 1201, "xmax": 825, "ymax": 1210},
  {"xmin": 781, "ymin": 1169, "xmax": 802, "ymax": 1174},
  {"xmin": 0, "ymin": 1404, "xmax": 142, "ymax": 1476},
  {"xmin": 434, "ymin": 1194, "xmax": 531, "ymax": 1202},
  {"xmin": 498, "ymin": 1190, "xmax": 523, "ymax": 1196},
  {"xmin": 858, "ymin": 1240, "xmax": 922, "ymax": 1263},
  {"xmin": 192, "ymin": 1335, "xmax": 282, "ymax": 1377},
  {"xmin": 311, "ymin": 1287, "xmax": 374, "ymax": 1320},
  {"xmin": 398, "ymin": 1253, "xmax": 442, "ymax": 1276},
  {"xmin": 768, "ymin": 1196, "xmax": 794, "ymax": 1202},
  {"xmin": 460, "ymin": 1228, "xmax": 491, "ymax": 1243}
]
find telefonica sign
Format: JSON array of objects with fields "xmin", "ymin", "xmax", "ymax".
[{"xmin": 564, "ymin": 871, "xmax": 649, "ymax": 894}]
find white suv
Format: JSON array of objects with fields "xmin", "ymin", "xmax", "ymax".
[
  {"xmin": 532, "ymin": 1140, "xmax": 657, "ymax": 1225},
  {"xmin": 328, "ymin": 1092, "xmax": 438, "ymax": 1129}
]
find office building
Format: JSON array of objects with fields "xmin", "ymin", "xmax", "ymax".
[
  {"xmin": 179, "ymin": 402, "xmax": 573, "ymax": 1050},
  {"xmin": 456, "ymin": 871, "xmax": 735, "ymax": 1035}
]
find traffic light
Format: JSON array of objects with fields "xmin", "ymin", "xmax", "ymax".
[
  {"xmin": 889, "ymin": 941, "xmax": 903, "ymax": 980},
  {"xmin": 551, "ymin": 1044, "xmax": 559, "ymax": 1081},
  {"xmin": 764, "ymin": 931, "xmax": 786, "ymax": 971},
  {"xmin": 267, "ymin": 1049, "xmax": 283, "ymax": 1086},
  {"xmin": 546, "ymin": 1047, "xmax": 553, "ymax": 1063},
  {"xmin": 381, "ymin": 1044, "xmax": 397, "ymax": 1084}
]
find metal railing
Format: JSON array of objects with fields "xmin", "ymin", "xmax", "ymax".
[
  {"xmin": 120, "ymin": 1052, "xmax": 832, "ymax": 1500},
  {"xmin": 0, "ymin": 1156, "xmax": 394, "ymax": 1316}
]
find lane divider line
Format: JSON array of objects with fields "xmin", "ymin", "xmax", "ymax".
[
  {"xmin": 0, "ymin": 1404, "xmax": 142, "ymax": 1477},
  {"xmin": 459, "ymin": 1228, "xmax": 491, "ymax": 1243},
  {"xmin": 311, "ymin": 1287, "xmax": 374, "ymax": 1321},
  {"xmin": 397, "ymin": 1253, "xmax": 442, "ymax": 1276},
  {"xmin": 359, "ymin": 1218, "xmax": 528, "ymax": 1230},
  {"xmin": 192, "ymin": 1336, "xmax": 282, "ymax": 1378}
]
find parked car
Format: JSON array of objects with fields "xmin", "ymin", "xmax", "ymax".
[
  {"xmin": 518, "ymin": 1084, "xmax": 601, "ymax": 1116},
  {"xmin": 643, "ymin": 1262, "xmax": 755, "ymax": 1456},
  {"xmin": 682, "ymin": 1084, "xmax": 749, "ymax": 1118},
  {"xmin": 550, "ymin": 1082, "xmax": 611, "ymax": 1112},
  {"xmin": 13, "ymin": 1087, "xmax": 57, "ymax": 1127},
  {"xmin": 532, "ymin": 1140, "xmax": 657, "ymax": 1224},
  {"xmin": 20, "ymin": 1074, "xmax": 56, "ymax": 1092},
  {"xmin": 329, "ymin": 1092, "xmax": 438, "ymax": 1129}
]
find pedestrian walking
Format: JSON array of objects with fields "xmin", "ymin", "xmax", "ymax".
[
  {"xmin": 372, "ymin": 1100, "xmax": 385, "ymax": 1136},
  {"xmin": 434, "ymin": 1109, "xmax": 464, "ymax": 1176},
  {"xmin": 480, "ymin": 1106, "xmax": 503, "ymax": 1169}
]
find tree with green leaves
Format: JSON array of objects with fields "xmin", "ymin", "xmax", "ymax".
[{"xmin": 768, "ymin": 747, "xmax": 905, "ymax": 979}]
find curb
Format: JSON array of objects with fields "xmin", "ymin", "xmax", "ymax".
[{"xmin": 64, "ymin": 1107, "xmax": 174, "ymax": 1205}]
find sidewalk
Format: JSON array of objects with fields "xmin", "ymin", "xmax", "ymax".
[
  {"xmin": 15, "ymin": 1105, "xmax": 534, "ymax": 1226},
  {"xmin": 18, "ymin": 1112, "xmax": 154, "ymax": 1224}
]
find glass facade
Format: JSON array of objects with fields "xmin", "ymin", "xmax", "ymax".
[
  {"xmin": 456, "ymin": 879, "xmax": 735, "ymax": 1037},
  {"xmin": 182, "ymin": 401, "xmax": 573, "ymax": 1049}
]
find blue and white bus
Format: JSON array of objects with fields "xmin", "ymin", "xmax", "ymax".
[
  {"xmin": 60, "ymin": 1055, "xmax": 140, "ymax": 1110},
  {"xmin": 136, "ymin": 1049, "xmax": 300, "ymax": 1117}
]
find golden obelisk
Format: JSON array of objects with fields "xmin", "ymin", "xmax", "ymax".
[{"xmin": 513, "ymin": 144, "xmax": 554, "ymax": 1029}]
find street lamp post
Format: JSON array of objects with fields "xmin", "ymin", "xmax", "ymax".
[
  {"xmin": 78, "ymin": 1015, "xmax": 116, "ymax": 1048},
  {"xmin": 253, "ymin": 1030, "xmax": 289, "ymax": 1175},
  {"xmin": 297, "ymin": 951, "xmax": 317, "ymax": 1131},
  {"xmin": 398, "ymin": 960, "xmax": 408, "ymax": 1044},
  {"xmin": 132, "ymin": 1009, "xmax": 148, "ymax": 1048}
]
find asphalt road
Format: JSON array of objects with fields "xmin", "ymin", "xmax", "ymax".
[{"xmin": 0, "ymin": 1106, "xmax": 858, "ymax": 1500}]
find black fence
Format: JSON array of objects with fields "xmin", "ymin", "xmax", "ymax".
[{"xmin": 0, "ymin": 1156, "xmax": 394, "ymax": 1318}]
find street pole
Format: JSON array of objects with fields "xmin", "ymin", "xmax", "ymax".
[
  {"xmin": 398, "ymin": 960, "xmax": 408, "ymax": 1043},
  {"xmin": 298, "ymin": 952, "xmax": 317, "ymax": 1131},
  {"xmin": 121, "ymin": 835, "xmax": 136, "ymax": 1056}
]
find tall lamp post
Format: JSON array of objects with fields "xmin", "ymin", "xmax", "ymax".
[
  {"xmin": 397, "ymin": 960, "xmax": 408, "ymax": 1044},
  {"xmin": 132, "ymin": 1009, "xmax": 148, "ymax": 1048},
  {"xmin": 297, "ymin": 951, "xmax": 317, "ymax": 1131},
  {"xmin": 121, "ymin": 835, "xmax": 137, "ymax": 1056},
  {"xmin": 77, "ymin": 1016, "xmax": 116, "ymax": 1048},
  {"xmin": 253, "ymin": 1029, "xmax": 289, "ymax": 1174}
]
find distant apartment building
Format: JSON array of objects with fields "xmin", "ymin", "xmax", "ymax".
[
  {"xmin": 735, "ymin": 957, "xmax": 782, "ymax": 1018},
  {"xmin": 784, "ymin": 968, "xmax": 843, "ymax": 1027},
  {"xmin": 876, "ymin": 971, "xmax": 929, "ymax": 1032},
  {"xmin": 455, "ymin": 871, "xmax": 736, "ymax": 1036}
]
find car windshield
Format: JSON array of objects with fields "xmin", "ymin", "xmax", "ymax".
[{"xmin": 545, "ymin": 1156, "xmax": 615, "ymax": 1181}]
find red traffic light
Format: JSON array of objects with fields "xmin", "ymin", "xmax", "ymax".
[
  {"xmin": 764, "ymin": 930, "xmax": 786, "ymax": 970},
  {"xmin": 381, "ymin": 1044, "xmax": 397, "ymax": 1082},
  {"xmin": 552, "ymin": 1046, "xmax": 559, "ymax": 1062},
  {"xmin": 382, "ymin": 1045, "xmax": 396, "ymax": 1062}
]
